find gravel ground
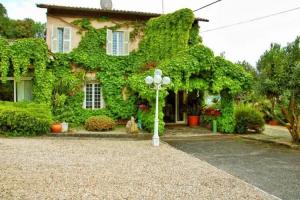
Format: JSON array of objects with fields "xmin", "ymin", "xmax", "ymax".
[{"xmin": 0, "ymin": 138, "xmax": 276, "ymax": 200}]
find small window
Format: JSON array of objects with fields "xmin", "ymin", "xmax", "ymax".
[
  {"xmin": 84, "ymin": 83, "xmax": 105, "ymax": 109},
  {"xmin": 112, "ymin": 31, "xmax": 124, "ymax": 56},
  {"xmin": 51, "ymin": 27, "xmax": 72, "ymax": 53},
  {"xmin": 0, "ymin": 78, "xmax": 33, "ymax": 102},
  {"xmin": 57, "ymin": 28, "xmax": 64, "ymax": 53},
  {"xmin": 106, "ymin": 30, "xmax": 129, "ymax": 56}
]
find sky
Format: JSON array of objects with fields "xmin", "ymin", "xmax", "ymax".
[{"xmin": 1, "ymin": 0, "xmax": 300, "ymax": 66}]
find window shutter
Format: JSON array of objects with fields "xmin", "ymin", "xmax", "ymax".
[
  {"xmin": 123, "ymin": 31, "xmax": 130, "ymax": 56},
  {"xmin": 51, "ymin": 26, "xmax": 58, "ymax": 53},
  {"xmin": 63, "ymin": 27, "xmax": 72, "ymax": 53},
  {"xmin": 106, "ymin": 29, "xmax": 113, "ymax": 55}
]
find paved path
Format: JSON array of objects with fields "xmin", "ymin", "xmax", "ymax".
[
  {"xmin": 167, "ymin": 137, "xmax": 300, "ymax": 200},
  {"xmin": 264, "ymin": 125, "xmax": 291, "ymax": 140},
  {"xmin": 0, "ymin": 137, "xmax": 275, "ymax": 200}
]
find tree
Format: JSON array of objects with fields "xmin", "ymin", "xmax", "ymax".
[
  {"xmin": 235, "ymin": 61, "xmax": 257, "ymax": 104},
  {"xmin": 0, "ymin": 3, "xmax": 7, "ymax": 17},
  {"xmin": 257, "ymin": 43, "xmax": 286, "ymax": 114},
  {"xmin": 258, "ymin": 37, "xmax": 300, "ymax": 143},
  {"xmin": 280, "ymin": 37, "xmax": 300, "ymax": 143},
  {"xmin": 0, "ymin": 3, "xmax": 45, "ymax": 39},
  {"xmin": 237, "ymin": 60, "xmax": 257, "ymax": 79}
]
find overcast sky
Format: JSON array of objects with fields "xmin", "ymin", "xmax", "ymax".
[{"xmin": 1, "ymin": 0, "xmax": 300, "ymax": 66}]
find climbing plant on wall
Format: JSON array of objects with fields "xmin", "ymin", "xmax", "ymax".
[
  {"xmin": 0, "ymin": 38, "xmax": 10, "ymax": 82},
  {"xmin": 0, "ymin": 8, "xmax": 251, "ymax": 133}
]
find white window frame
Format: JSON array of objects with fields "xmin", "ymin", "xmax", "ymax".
[
  {"xmin": 51, "ymin": 26, "xmax": 72, "ymax": 53},
  {"xmin": 83, "ymin": 82, "xmax": 105, "ymax": 110},
  {"xmin": 0, "ymin": 77, "xmax": 33, "ymax": 102},
  {"xmin": 112, "ymin": 31, "xmax": 124, "ymax": 56},
  {"xmin": 107, "ymin": 29, "xmax": 129, "ymax": 56}
]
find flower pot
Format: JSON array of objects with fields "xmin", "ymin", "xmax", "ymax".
[
  {"xmin": 268, "ymin": 120, "xmax": 279, "ymax": 126},
  {"xmin": 51, "ymin": 123, "xmax": 62, "ymax": 134},
  {"xmin": 61, "ymin": 122, "xmax": 69, "ymax": 133},
  {"xmin": 188, "ymin": 116, "xmax": 200, "ymax": 127}
]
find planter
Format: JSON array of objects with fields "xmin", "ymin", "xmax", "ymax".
[
  {"xmin": 61, "ymin": 122, "xmax": 69, "ymax": 133},
  {"xmin": 188, "ymin": 116, "xmax": 200, "ymax": 127},
  {"xmin": 51, "ymin": 123, "xmax": 62, "ymax": 134},
  {"xmin": 268, "ymin": 120, "xmax": 279, "ymax": 126}
]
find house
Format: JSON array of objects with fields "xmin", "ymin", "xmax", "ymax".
[
  {"xmin": 35, "ymin": 3, "xmax": 209, "ymax": 125},
  {"xmin": 1, "ymin": 1, "xmax": 249, "ymax": 133}
]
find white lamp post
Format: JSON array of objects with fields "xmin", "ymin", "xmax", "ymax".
[{"xmin": 145, "ymin": 69, "xmax": 171, "ymax": 147}]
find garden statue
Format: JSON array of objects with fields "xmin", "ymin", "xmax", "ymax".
[{"xmin": 126, "ymin": 117, "xmax": 139, "ymax": 134}]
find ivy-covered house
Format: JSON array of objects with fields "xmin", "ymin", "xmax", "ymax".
[{"xmin": 0, "ymin": 3, "xmax": 251, "ymax": 134}]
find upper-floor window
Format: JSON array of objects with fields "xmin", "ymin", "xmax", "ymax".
[
  {"xmin": 51, "ymin": 26, "xmax": 72, "ymax": 53},
  {"xmin": 106, "ymin": 29, "xmax": 129, "ymax": 56}
]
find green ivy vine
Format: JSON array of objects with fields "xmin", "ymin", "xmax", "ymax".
[{"xmin": 0, "ymin": 8, "xmax": 252, "ymax": 133}]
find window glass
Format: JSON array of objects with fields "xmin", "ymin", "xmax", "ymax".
[
  {"xmin": 85, "ymin": 83, "xmax": 103, "ymax": 109},
  {"xmin": 85, "ymin": 84, "xmax": 93, "ymax": 109},
  {"xmin": 112, "ymin": 32, "xmax": 118, "ymax": 55},
  {"xmin": 112, "ymin": 31, "xmax": 124, "ymax": 56},
  {"xmin": 0, "ymin": 79, "xmax": 32, "ymax": 102},
  {"xmin": 58, "ymin": 28, "xmax": 64, "ymax": 53},
  {"xmin": 0, "ymin": 80, "xmax": 14, "ymax": 101},
  {"xmin": 17, "ymin": 80, "xmax": 32, "ymax": 102},
  {"xmin": 94, "ymin": 84, "xmax": 101, "ymax": 109}
]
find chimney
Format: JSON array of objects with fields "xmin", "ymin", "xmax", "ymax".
[{"xmin": 100, "ymin": 0, "xmax": 113, "ymax": 10}]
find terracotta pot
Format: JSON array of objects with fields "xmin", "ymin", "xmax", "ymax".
[
  {"xmin": 268, "ymin": 120, "xmax": 279, "ymax": 126},
  {"xmin": 51, "ymin": 123, "xmax": 62, "ymax": 133},
  {"xmin": 188, "ymin": 116, "xmax": 200, "ymax": 127}
]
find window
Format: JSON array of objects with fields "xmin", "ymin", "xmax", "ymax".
[
  {"xmin": 51, "ymin": 27, "xmax": 72, "ymax": 53},
  {"xmin": 112, "ymin": 31, "xmax": 124, "ymax": 56},
  {"xmin": 0, "ymin": 78, "xmax": 33, "ymax": 102},
  {"xmin": 106, "ymin": 29, "xmax": 129, "ymax": 56},
  {"xmin": 57, "ymin": 28, "xmax": 64, "ymax": 53},
  {"xmin": 84, "ymin": 83, "xmax": 105, "ymax": 109}
]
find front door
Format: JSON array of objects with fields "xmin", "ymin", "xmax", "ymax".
[{"xmin": 164, "ymin": 91, "xmax": 186, "ymax": 124}]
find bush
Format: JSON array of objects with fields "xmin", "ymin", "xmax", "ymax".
[
  {"xmin": 235, "ymin": 104, "xmax": 265, "ymax": 134},
  {"xmin": 85, "ymin": 116, "xmax": 116, "ymax": 131},
  {"xmin": 0, "ymin": 101, "xmax": 52, "ymax": 136}
]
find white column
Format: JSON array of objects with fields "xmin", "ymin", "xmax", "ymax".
[{"xmin": 152, "ymin": 85, "xmax": 160, "ymax": 147}]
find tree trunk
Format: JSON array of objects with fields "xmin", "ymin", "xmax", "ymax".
[{"xmin": 283, "ymin": 91, "xmax": 300, "ymax": 143}]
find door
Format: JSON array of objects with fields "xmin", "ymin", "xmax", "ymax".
[
  {"xmin": 176, "ymin": 91, "xmax": 185, "ymax": 123},
  {"xmin": 164, "ymin": 91, "xmax": 186, "ymax": 124}
]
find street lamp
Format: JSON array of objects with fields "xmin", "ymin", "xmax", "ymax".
[{"xmin": 145, "ymin": 69, "xmax": 171, "ymax": 147}]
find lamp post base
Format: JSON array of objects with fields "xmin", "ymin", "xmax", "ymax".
[{"xmin": 152, "ymin": 136, "xmax": 160, "ymax": 147}]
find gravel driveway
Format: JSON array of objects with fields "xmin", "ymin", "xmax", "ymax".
[{"xmin": 0, "ymin": 138, "xmax": 276, "ymax": 200}]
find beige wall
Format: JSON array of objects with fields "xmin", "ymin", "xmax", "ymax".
[{"xmin": 46, "ymin": 15, "xmax": 142, "ymax": 53}]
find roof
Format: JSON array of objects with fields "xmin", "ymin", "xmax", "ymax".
[{"xmin": 36, "ymin": 4, "xmax": 209, "ymax": 22}]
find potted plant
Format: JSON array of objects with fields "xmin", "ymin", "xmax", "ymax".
[
  {"xmin": 51, "ymin": 122, "xmax": 62, "ymax": 134},
  {"xmin": 187, "ymin": 105, "xmax": 201, "ymax": 127}
]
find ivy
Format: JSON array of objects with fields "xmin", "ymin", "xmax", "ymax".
[
  {"xmin": 0, "ymin": 37, "xmax": 10, "ymax": 82},
  {"xmin": 0, "ymin": 8, "xmax": 252, "ymax": 134},
  {"xmin": 217, "ymin": 90, "xmax": 236, "ymax": 133}
]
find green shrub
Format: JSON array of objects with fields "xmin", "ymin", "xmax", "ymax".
[
  {"xmin": 0, "ymin": 101, "xmax": 52, "ymax": 136},
  {"xmin": 85, "ymin": 116, "xmax": 116, "ymax": 131},
  {"xmin": 235, "ymin": 104, "xmax": 265, "ymax": 134}
]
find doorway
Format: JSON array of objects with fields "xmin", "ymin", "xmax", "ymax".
[{"xmin": 164, "ymin": 91, "xmax": 186, "ymax": 124}]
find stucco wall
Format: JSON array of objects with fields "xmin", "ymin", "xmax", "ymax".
[{"xmin": 46, "ymin": 15, "xmax": 142, "ymax": 53}]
